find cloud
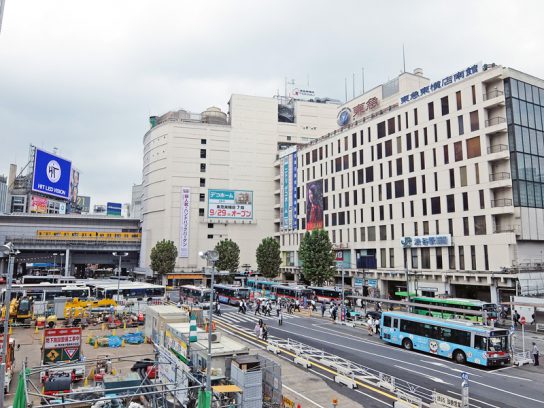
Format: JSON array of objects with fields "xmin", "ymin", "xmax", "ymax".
[{"xmin": 0, "ymin": 0, "xmax": 543, "ymax": 205}]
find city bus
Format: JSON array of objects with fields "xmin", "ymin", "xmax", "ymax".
[
  {"xmin": 308, "ymin": 286, "xmax": 353, "ymax": 303},
  {"xmin": 1, "ymin": 284, "xmax": 91, "ymax": 302},
  {"xmin": 380, "ymin": 311, "xmax": 510, "ymax": 367},
  {"xmin": 213, "ymin": 284, "xmax": 250, "ymax": 305},
  {"xmin": 179, "ymin": 285, "xmax": 211, "ymax": 306},
  {"xmin": 21, "ymin": 275, "xmax": 77, "ymax": 285},
  {"xmin": 90, "ymin": 281, "xmax": 165, "ymax": 302},
  {"xmin": 246, "ymin": 279, "xmax": 277, "ymax": 300},
  {"xmin": 410, "ymin": 296, "xmax": 498, "ymax": 322},
  {"xmin": 273, "ymin": 285, "xmax": 313, "ymax": 303}
]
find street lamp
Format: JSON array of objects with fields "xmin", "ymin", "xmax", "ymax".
[
  {"xmin": 0, "ymin": 242, "xmax": 19, "ymax": 405},
  {"xmin": 199, "ymin": 249, "xmax": 219, "ymax": 393},
  {"xmin": 112, "ymin": 252, "xmax": 129, "ymax": 313}
]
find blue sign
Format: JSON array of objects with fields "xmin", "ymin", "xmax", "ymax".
[
  {"xmin": 461, "ymin": 372, "xmax": 469, "ymax": 381},
  {"xmin": 107, "ymin": 202, "xmax": 122, "ymax": 216},
  {"xmin": 354, "ymin": 278, "xmax": 364, "ymax": 287},
  {"xmin": 367, "ymin": 279, "xmax": 378, "ymax": 288},
  {"xmin": 337, "ymin": 107, "xmax": 351, "ymax": 126},
  {"xmin": 32, "ymin": 148, "xmax": 72, "ymax": 200},
  {"xmin": 399, "ymin": 63, "xmax": 481, "ymax": 105},
  {"xmin": 292, "ymin": 153, "xmax": 298, "ymax": 230},
  {"xmin": 283, "ymin": 159, "xmax": 289, "ymax": 227}
]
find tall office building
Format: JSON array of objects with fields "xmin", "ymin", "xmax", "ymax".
[{"xmin": 279, "ymin": 63, "xmax": 544, "ymax": 302}]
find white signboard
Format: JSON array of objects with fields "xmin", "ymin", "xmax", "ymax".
[
  {"xmin": 400, "ymin": 234, "xmax": 452, "ymax": 248},
  {"xmin": 180, "ymin": 187, "xmax": 190, "ymax": 258},
  {"xmin": 44, "ymin": 329, "xmax": 81, "ymax": 349},
  {"xmin": 434, "ymin": 392, "xmax": 463, "ymax": 408}
]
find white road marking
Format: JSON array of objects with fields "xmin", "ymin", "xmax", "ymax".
[
  {"xmin": 422, "ymin": 360, "xmax": 482, "ymax": 377},
  {"xmin": 490, "ymin": 372, "xmax": 533, "ymax": 381},
  {"xmin": 394, "ymin": 365, "xmax": 451, "ymax": 385},
  {"xmin": 282, "ymin": 385, "xmax": 328, "ymax": 408}
]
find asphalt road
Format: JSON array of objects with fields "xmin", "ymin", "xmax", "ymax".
[{"xmin": 214, "ymin": 305, "xmax": 544, "ymax": 408}]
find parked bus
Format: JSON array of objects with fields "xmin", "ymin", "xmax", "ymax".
[
  {"xmin": 213, "ymin": 284, "xmax": 250, "ymax": 305},
  {"xmin": 1, "ymin": 284, "xmax": 91, "ymax": 302},
  {"xmin": 21, "ymin": 275, "xmax": 77, "ymax": 285},
  {"xmin": 308, "ymin": 286, "xmax": 353, "ymax": 303},
  {"xmin": 179, "ymin": 285, "xmax": 211, "ymax": 306},
  {"xmin": 273, "ymin": 285, "xmax": 313, "ymax": 302},
  {"xmin": 246, "ymin": 279, "xmax": 277, "ymax": 300},
  {"xmin": 90, "ymin": 281, "xmax": 165, "ymax": 302},
  {"xmin": 380, "ymin": 311, "xmax": 510, "ymax": 367},
  {"xmin": 410, "ymin": 296, "xmax": 498, "ymax": 322}
]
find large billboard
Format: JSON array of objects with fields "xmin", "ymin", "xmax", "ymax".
[
  {"xmin": 30, "ymin": 195, "xmax": 48, "ymax": 213},
  {"xmin": 70, "ymin": 168, "xmax": 80, "ymax": 203},
  {"xmin": 75, "ymin": 195, "xmax": 91, "ymax": 213},
  {"xmin": 107, "ymin": 202, "xmax": 122, "ymax": 216},
  {"xmin": 180, "ymin": 187, "xmax": 190, "ymax": 258},
  {"xmin": 208, "ymin": 189, "xmax": 253, "ymax": 220},
  {"xmin": 306, "ymin": 180, "xmax": 323, "ymax": 231},
  {"xmin": 280, "ymin": 151, "xmax": 298, "ymax": 231},
  {"xmin": 32, "ymin": 148, "xmax": 72, "ymax": 200}
]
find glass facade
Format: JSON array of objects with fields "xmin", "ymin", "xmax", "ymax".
[{"xmin": 505, "ymin": 78, "xmax": 544, "ymax": 208}]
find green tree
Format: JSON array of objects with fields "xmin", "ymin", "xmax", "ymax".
[
  {"xmin": 298, "ymin": 229, "xmax": 335, "ymax": 286},
  {"xmin": 214, "ymin": 239, "xmax": 240, "ymax": 283},
  {"xmin": 150, "ymin": 239, "xmax": 177, "ymax": 282},
  {"xmin": 256, "ymin": 237, "xmax": 281, "ymax": 279}
]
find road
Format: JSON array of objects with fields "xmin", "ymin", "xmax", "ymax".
[{"xmin": 213, "ymin": 305, "xmax": 544, "ymax": 408}]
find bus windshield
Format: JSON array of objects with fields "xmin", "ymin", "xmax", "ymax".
[{"xmin": 488, "ymin": 336, "xmax": 508, "ymax": 352}]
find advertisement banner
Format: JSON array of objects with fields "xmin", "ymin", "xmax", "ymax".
[
  {"xmin": 180, "ymin": 187, "xmax": 190, "ymax": 258},
  {"xmin": 279, "ymin": 158, "xmax": 285, "ymax": 229},
  {"xmin": 292, "ymin": 153, "xmax": 298, "ymax": 230},
  {"xmin": 283, "ymin": 159, "xmax": 289, "ymax": 227},
  {"xmin": 76, "ymin": 196, "xmax": 91, "ymax": 213},
  {"xmin": 107, "ymin": 202, "xmax": 122, "ymax": 216},
  {"xmin": 288, "ymin": 154, "xmax": 293, "ymax": 229},
  {"xmin": 400, "ymin": 234, "xmax": 452, "ymax": 248},
  {"xmin": 208, "ymin": 189, "xmax": 253, "ymax": 220},
  {"xmin": 32, "ymin": 148, "xmax": 72, "ymax": 200},
  {"xmin": 70, "ymin": 168, "xmax": 80, "ymax": 203},
  {"xmin": 30, "ymin": 195, "xmax": 48, "ymax": 213},
  {"xmin": 306, "ymin": 180, "xmax": 323, "ymax": 231}
]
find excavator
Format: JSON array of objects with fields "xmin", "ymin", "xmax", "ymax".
[{"xmin": 1, "ymin": 295, "xmax": 34, "ymax": 323}]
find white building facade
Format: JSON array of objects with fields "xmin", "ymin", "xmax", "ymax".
[
  {"xmin": 279, "ymin": 64, "xmax": 544, "ymax": 303},
  {"xmin": 140, "ymin": 95, "xmax": 339, "ymax": 281}
]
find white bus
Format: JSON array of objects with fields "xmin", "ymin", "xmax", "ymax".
[
  {"xmin": 179, "ymin": 285, "xmax": 211, "ymax": 305},
  {"xmin": 21, "ymin": 275, "xmax": 77, "ymax": 285},
  {"xmin": 1, "ymin": 284, "xmax": 91, "ymax": 303},
  {"xmin": 90, "ymin": 281, "xmax": 166, "ymax": 302}
]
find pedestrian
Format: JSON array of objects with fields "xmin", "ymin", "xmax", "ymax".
[
  {"xmin": 513, "ymin": 310, "xmax": 520, "ymax": 327},
  {"xmin": 374, "ymin": 317, "xmax": 380, "ymax": 335},
  {"xmin": 255, "ymin": 322, "xmax": 261, "ymax": 338},
  {"xmin": 367, "ymin": 316, "xmax": 374, "ymax": 336},
  {"xmin": 238, "ymin": 300, "xmax": 243, "ymax": 313},
  {"xmin": 295, "ymin": 299, "xmax": 300, "ymax": 312},
  {"xmin": 311, "ymin": 299, "xmax": 316, "ymax": 312},
  {"xmin": 531, "ymin": 313, "xmax": 536, "ymax": 325},
  {"xmin": 255, "ymin": 300, "xmax": 261, "ymax": 316},
  {"xmin": 321, "ymin": 301, "xmax": 326, "ymax": 317},
  {"xmin": 262, "ymin": 323, "xmax": 269, "ymax": 341},
  {"xmin": 276, "ymin": 302, "xmax": 281, "ymax": 317},
  {"xmin": 215, "ymin": 301, "xmax": 221, "ymax": 316},
  {"xmin": 278, "ymin": 309, "xmax": 283, "ymax": 326},
  {"xmin": 533, "ymin": 342, "xmax": 540, "ymax": 366},
  {"xmin": 331, "ymin": 305, "xmax": 337, "ymax": 322}
]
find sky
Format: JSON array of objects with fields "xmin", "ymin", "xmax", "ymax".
[{"xmin": 0, "ymin": 0, "xmax": 543, "ymax": 206}]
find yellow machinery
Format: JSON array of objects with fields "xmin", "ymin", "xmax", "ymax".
[
  {"xmin": 64, "ymin": 298, "xmax": 117, "ymax": 319},
  {"xmin": 2, "ymin": 297, "xmax": 34, "ymax": 322}
]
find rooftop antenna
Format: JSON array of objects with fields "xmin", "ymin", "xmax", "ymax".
[
  {"xmin": 344, "ymin": 78, "xmax": 348, "ymax": 102},
  {"xmin": 361, "ymin": 67, "xmax": 365, "ymax": 94},
  {"xmin": 402, "ymin": 44, "xmax": 406, "ymax": 73}
]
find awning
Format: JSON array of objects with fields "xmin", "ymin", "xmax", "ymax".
[
  {"xmin": 212, "ymin": 384, "xmax": 242, "ymax": 394},
  {"xmin": 167, "ymin": 274, "xmax": 204, "ymax": 279}
]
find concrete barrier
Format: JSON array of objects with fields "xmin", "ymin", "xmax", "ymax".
[
  {"xmin": 267, "ymin": 344, "xmax": 280, "ymax": 354},
  {"xmin": 334, "ymin": 375, "xmax": 357, "ymax": 389},
  {"xmin": 294, "ymin": 356, "xmax": 311, "ymax": 368}
]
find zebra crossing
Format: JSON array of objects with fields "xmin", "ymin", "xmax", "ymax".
[{"xmin": 214, "ymin": 310, "xmax": 302, "ymax": 326}]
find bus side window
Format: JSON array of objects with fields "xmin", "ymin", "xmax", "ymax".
[
  {"xmin": 393, "ymin": 318, "xmax": 399, "ymax": 329},
  {"xmin": 383, "ymin": 316, "xmax": 391, "ymax": 327},
  {"xmin": 474, "ymin": 335, "xmax": 487, "ymax": 350}
]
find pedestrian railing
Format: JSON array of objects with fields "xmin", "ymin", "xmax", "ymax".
[{"xmin": 266, "ymin": 337, "xmax": 434, "ymax": 406}]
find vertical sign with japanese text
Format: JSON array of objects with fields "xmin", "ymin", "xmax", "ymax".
[
  {"xmin": 292, "ymin": 153, "xmax": 298, "ymax": 230},
  {"xmin": 180, "ymin": 187, "xmax": 190, "ymax": 258},
  {"xmin": 283, "ymin": 159, "xmax": 289, "ymax": 227}
]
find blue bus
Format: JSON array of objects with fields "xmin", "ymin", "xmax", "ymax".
[
  {"xmin": 380, "ymin": 311, "xmax": 510, "ymax": 367},
  {"xmin": 246, "ymin": 279, "xmax": 277, "ymax": 300}
]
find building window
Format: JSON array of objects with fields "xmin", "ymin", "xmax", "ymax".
[
  {"xmin": 474, "ymin": 215, "xmax": 486, "ymax": 235},
  {"xmin": 367, "ymin": 226, "xmax": 376, "ymax": 241},
  {"xmin": 448, "ymin": 218, "xmax": 453, "ymax": 235},
  {"xmin": 441, "ymin": 96, "xmax": 449, "ymax": 116},
  {"xmin": 380, "ymin": 225, "xmax": 387, "ymax": 240},
  {"xmin": 471, "ymin": 245, "xmax": 477, "ymax": 270},
  {"xmin": 395, "ymin": 180, "xmax": 405, "ymax": 198},
  {"xmin": 443, "ymin": 145, "xmax": 449, "ymax": 164},
  {"xmin": 200, "ymin": 149, "xmax": 207, "ymax": 159},
  {"xmin": 484, "ymin": 245, "xmax": 489, "ymax": 270},
  {"xmin": 459, "ymin": 246, "xmax": 465, "ymax": 270},
  {"xmin": 360, "ymin": 227, "xmax": 366, "ymax": 241},
  {"xmin": 201, "ymin": 139, "xmax": 207, "ymax": 144},
  {"xmin": 388, "ymin": 117, "xmax": 396, "ymax": 135},
  {"xmin": 462, "ymin": 192, "xmax": 469, "ymax": 211},
  {"xmin": 396, "ymin": 158, "xmax": 403, "ymax": 175},
  {"xmin": 380, "ymin": 248, "xmax": 387, "ymax": 268},
  {"xmin": 421, "ymin": 248, "xmax": 430, "ymax": 269},
  {"xmin": 422, "ymin": 198, "xmax": 428, "ymax": 215},
  {"xmin": 448, "ymin": 247, "xmax": 456, "ymax": 269},
  {"xmin": 449, "ymin": 169, "xmax": 455, "ymax": 188},
  {"xmin": 199, "ymin": 208, "xmax": 205, "ymax": 216},
  {"xmin": 460, "ymin": 166, "xmax": 467, "ymax": 187},
  {"xmin": 471, "ymin": 85, "xmax": 476, "ymax": 104},
  {"xmin": 377, "ymin": 121, "xmax": 386, "ymax": 138},
  {"xmin": 470, "ymin": 111, "xmax": 480, "ymax": 132},
  {"xmin": 436, "ymin": 248, "xmax": 443, "ymax": 269},
  {"xmin": 463, "ymin": 217, "xmax": 469, "ymax": 236},
  {"xmin": 389, "ymin": 248, "xmax": 395, "ymax": 268},
  {"xmin": 200, "ymin": 178, "xmax": 206, "ymax": 187},
  {"xmin": 199, "ymin": 193, "xmax": 205, "ymax": 202},
  {"xmin": 454, "ymin": 141, "xmax": 463, "ymax": 161},
  {"xmin": 423, "ymin": 220, "xmax": 429, "ymax": 235},
  {"xmin": 456, "ymin": 91, "xmax": 462, "ymax": 110},
  {"xmin": 475, "ymin": 163, "xmax": 480, "ymax": 184},
  {"xmin": 406, "ymin": 133, "xmax": 412, "ymax": 150},
  {"xmin": 466, "ymin": 136, "xmax": 481, "ymax": 158},
  {"xmin": 408, "ymin": 177, "xmax": 417, "ymax": 195},
  {"xmin": 408, "ymin": 155, "xmax": 414, "ymax": 172},
  {"xmin": 458, "ymin": 115, "xmax": 464, "ymax": 135},
  {"xmin": 411, "ymin": 248, "xmax": 418, "ymax": 269},
  {"xmin": 208, "ymin": 223, "xmax": 214, "ymax": 228},
  {"xmin": 366, "ymin": 166, "xmax": 374, "ymax": 182},
  {"xmin": 200, "ymin": 163, "xmax": 206, "ymax": 172},
  {"xmin": 428, "ymin": 102, "xmax": 435, "ymax": 120},
  {"xmin": 414, "ymin": 108, "xmax": 418, "ymax": 125},
  {"xmin": 385, "ymin": 140, "xmax": 393, "ymax": 157},
  {"xmin": 207, "ymin": 234, "xmax": 213, "ymax": 239},
  {"xmin": 396, "ymin": 136, "xmax": 402, "ymax": 154},
  {"xmin": 431, "ymin": 197, "xmax": 441, "ymax": 214},
  {"xmin": 446, "ymin": 194, "xmax": 455, "ymax": 212},
  {"xmin": 479, "ymin": 190, "xmax": 485, "ymax": 209},
  {"xmin": 446, "ymin": 119, "xmax": 452, "ymax": 139},
  {"xmin": 420, "ymin": 151, "xmax": 426, "ymax": 170}
]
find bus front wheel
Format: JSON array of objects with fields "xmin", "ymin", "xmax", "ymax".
[
  {"xmin": 402, "ymin": 338, "xmax": 413, "ymax": 351},
  {"xmin": 453, "ymin": 350, "xmax": 466, "ymax": 364}
]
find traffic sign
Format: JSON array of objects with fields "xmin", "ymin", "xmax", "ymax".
[
  {"xmin": 43, "ymin": 328, "xmax": 82, "ymax": 364},
  {"xmin": 520, "ymin": 316, "xmax": 526, "ymax": 325},
  {"xmin": 461, "ymin": 372, "xmax": 469, "ymax": 381}
]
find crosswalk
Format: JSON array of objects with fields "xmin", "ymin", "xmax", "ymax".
[{"xmin": 214, "ymin": 310, "xmax": 302, "ymax": 326}]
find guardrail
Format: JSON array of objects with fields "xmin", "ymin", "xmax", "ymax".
[
  {"xmin": 489, "ymin": 172, "xmax": 510, "ymax": 182},
  {"xmin": 483, "ymin": 89, "xmax": 504, "ymax": 101},
  {"xmin": 491, "ymin": 198, "xmax": 513, "ymax": 207},
  {"xmin": 487, "ymin": 144, "xmax": 509, "ymax": 154},
  {"xmin": 485, "ymin": 116, "xmax": 506, "ymax": 127}
]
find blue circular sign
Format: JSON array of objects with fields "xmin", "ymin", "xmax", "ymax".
[{"xmin": 337, "ymin": 108, "xmax": 351, "ymax": 126}]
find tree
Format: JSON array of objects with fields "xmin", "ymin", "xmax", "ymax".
[
  {"xmin": 256, "ymin": 237, "xmax": 281, "ymax": 279},
  {"xmin": 298, "ymin": 229, "xmax": 336, "ymax": 286},
  {"xmin": 214, "ymin": 239, "xmax": 240, "ymax": 282},
  {"xmin": 150, "ymin": 240, "xmax": 177, "ymax": 282}
]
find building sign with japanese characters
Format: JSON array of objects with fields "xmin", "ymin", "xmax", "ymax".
[
  {"xmin": 400, "ymin": 234, "xmax": 452, "ymax": 248},
  {"xmin": 42, "ymin": 328, "xmax": 81, "ymax": 364},
  {"xmin": 208, "ymin": 189, "xmax": 253, "ymax": 220},
  {"xmin": 352, "ymin": 96, "xmax": 380, "ymax": 118},
  {"xmin": 280, "ymin": 152, "xmax": 298, "ymax": 231},
  {"xmin": 179, "ymin": 187, "xmax": 190, "ymax": 258},
  {"xmin": 400, "ymin": 63, "xmax": 482, "ymax": 105}
]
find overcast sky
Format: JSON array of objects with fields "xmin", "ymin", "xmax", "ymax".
[{"xmin": 1, "ymin": 0, "xmax": 543, "ymax": 206}]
